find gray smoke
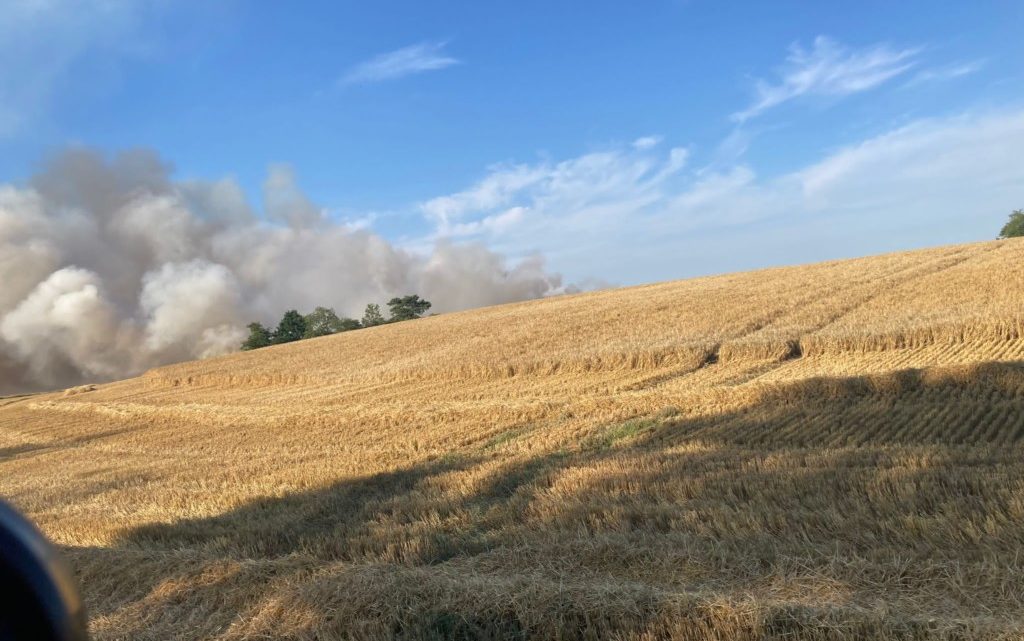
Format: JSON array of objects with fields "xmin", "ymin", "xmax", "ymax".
[{"xmin": 0, "ymin": 148, "xmax": 567, "ymax": 393}]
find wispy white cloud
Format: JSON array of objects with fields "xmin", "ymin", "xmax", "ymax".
[
  {"xmin": 415, "ymin": 110, "xmax": 1024, "ymax": 282},
  {"xmin": 733, "ymin": 36, "xmax": 920, "ymax": 122},
  {"xmin": 421, "ymin": 163, "xmax": 550, "ymax": 228},
  {"xmin": 340, "ymin": 41, "xmax": 460, "ymax": 86},
  {"xmin": 632, "ymin": 135, "xmax": 663, "ymax": 150},
  {"xmin": 904, "ymin": 59, "xmax": 985, "ymax": 88},
  {"xmin": 420, "ymin": 144, "xmax": 690, "ymax": 240}
]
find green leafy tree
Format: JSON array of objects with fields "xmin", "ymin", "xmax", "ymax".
[
  {"xmin": 999, "ymin": 210, "xmax": 1024, "ymax": 239},
  {"xmin": 337, "ymin": 317, "xmax": 362, "ymax": 331},
  {"xmin": 240, "ymin": 322, "xmax": 273, "ymax": 351},
  {"xmin": 303, "ymin": 306, "xmax": 344, "ymax": 338},
  {"xmin": 304, "ymin": 307, "xmax": 364, "ymax": 337},
  {"xmin": 361, "ymin": 303, "xmax": 386, "ymax": 327},
  {"xmin": 273, "ymin": 310, "xmax": 306, "ymax": 344},
  {"xmin": 387, "ymin": 295, "xmax": 432, "ymax": 322}
]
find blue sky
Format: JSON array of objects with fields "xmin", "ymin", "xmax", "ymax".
[{"xmin": 2, "ymin": 0, "xmax": 1023, "ymax": 286}]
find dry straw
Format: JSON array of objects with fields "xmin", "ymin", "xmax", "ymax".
[{"xmin": 2, "ymin": 239, "xmax": 1024, "ymax": 639}]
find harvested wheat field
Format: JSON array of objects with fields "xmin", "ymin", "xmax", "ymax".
[{"xmin": 3, "ymin": 239, "xmax": 1024, "ymax": 640}]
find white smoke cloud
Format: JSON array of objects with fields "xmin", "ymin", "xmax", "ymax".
[
  {"xmin": 1, "ymin": 267, "xmax": 128, "ymax": 387},
  {"xmin": 139, "ymin": 260, "xmax": 244, "ymax": 360},
  {"xmin": 0, "ymin": 148, "xmax": 566, "ymax": 393}
]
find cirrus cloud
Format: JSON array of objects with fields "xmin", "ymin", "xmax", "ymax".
[
  {"xmin": 340, "ymin": 41, "xmax": 460, "ymax": 86},
  {"xmin": 733, "ymin": 36, "xmax": 920, "ymax": 122}
]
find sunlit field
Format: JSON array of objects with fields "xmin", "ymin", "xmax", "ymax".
[{"xmin": 3, "ymin": 239, "xmax": 1024, "ymax": 640}]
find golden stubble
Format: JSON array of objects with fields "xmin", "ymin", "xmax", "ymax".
[{"xmin": 2, "ymin": 239, "xmax": 1024, "ymax": 639}]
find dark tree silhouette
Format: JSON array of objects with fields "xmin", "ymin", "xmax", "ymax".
[
  {"xmin": 387, "ymin": 295, "xmax": 432, "ymax": 322},
  {"xmin": 273, "ymin": 310, "xmax": 307, "ymax": 344},
  {"xmin": 240, "ymin": 322, "xmax": 273, "ymax": 351}
]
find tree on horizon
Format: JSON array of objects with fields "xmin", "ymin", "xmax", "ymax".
[
  {"xmin": 999, "ymin": 210, "xmax": 1024, "ymax": 239},
  {"xmin": 361, "ymin": 303, "xmax": 386, "ymax": 327},
  {"xmin": 240, "ymin": 322, "xmax": 273, "ymax": 350},
  {"xmin": 303, "ymin": 306, "xmax": 360, "ymax": 338},
  {"xmin": 387, "ymin": 295, "xmax": 432, "ymax": 322},
  {"xmin": 273, "ymin": 310, "xmax": 306, "ymax": 344}
]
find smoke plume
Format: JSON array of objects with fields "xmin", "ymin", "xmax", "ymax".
[{"xmin": 0, "ymin": 148, "xmax": 566, "ymax": 393}]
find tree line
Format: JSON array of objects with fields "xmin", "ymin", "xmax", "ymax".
[{"xmin": 241, "ymin": 295, "xmax": 431, "ymax": 350}]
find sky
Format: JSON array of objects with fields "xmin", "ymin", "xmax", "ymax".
[{"xmin": 2, "ymin": 0, "xmax": 1023, "ymax": 286}]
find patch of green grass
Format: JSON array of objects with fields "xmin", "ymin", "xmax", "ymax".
[
  {"xmin": 482, "ymin": 427, "xmax": 529, "ymax": 450},
  {"xmin": 588, "ymin": 417, "xmax": 658, "ymax": 449}
]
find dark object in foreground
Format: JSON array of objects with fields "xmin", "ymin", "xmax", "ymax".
[{"xmin": 0, "ymin": 500, "xmax": 88, "ymax": 641}]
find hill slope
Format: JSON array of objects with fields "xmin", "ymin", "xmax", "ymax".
[{"xmin": 2, "ymin": 239, "xmax": 1024, "ymax": 640}]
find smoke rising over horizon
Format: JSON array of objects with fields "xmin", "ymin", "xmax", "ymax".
[{"xmin": 0, "ymin": 148, "xmax": 568, "ymax": 393}]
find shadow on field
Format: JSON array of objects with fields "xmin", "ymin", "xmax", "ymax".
[
  {"xmin": 644, "ymin": 359, "xmax": 1024, "ymax": 449},
  {"xmin": 0, "ymin": 443, "xmax": 49, "ymax": 461},
  {"xmin": 124, "ymin": 453, "xmax": 492, "ymax": 563},
  {"xmin": 0, "ymin": 425, "xmax": 147, "ymax": 465},
  {"xmin": 89, "ymin": 360, "xmax": 1024, "ymax": 640}
]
